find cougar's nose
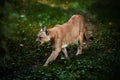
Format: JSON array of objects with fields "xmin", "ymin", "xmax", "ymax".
[{"xmin": 36, "ymin": 38, "xmax": 42, "ymax": 44}]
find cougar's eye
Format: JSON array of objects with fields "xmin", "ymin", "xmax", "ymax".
[{"xmin": 39, "ymin": 37, "xmax": 42, "ymax": 39}]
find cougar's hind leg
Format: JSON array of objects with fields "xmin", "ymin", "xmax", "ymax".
[
  {"xmin": 84, "ymin": 29, "xmax": 89, "ymax": 41},
  {"xmin": 83, "ymin": 29, "xmax": 89, "ymax": 49},
  {"xmin": 76, "ymin": 32, "xmax": 83, "ymax": 56}
]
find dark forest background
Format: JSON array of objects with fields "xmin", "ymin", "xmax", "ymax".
[{"xmin": 0, "ymin": 0, "xmax": 120, "ymax": 80}]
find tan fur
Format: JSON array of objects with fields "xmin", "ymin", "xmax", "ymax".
[{"xmin": 36, "ymin": 14, "xmax": 88, "ymax": 66}]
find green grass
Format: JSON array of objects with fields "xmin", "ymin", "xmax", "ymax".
[{"xmin": 0, "ymin": 0, "xmax": 120, "ymax": 80}]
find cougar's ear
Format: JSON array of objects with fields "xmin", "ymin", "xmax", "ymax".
[
  {"xmin": 41, "ymin": 26, "xmax": 47, "ymax": 31},
  {"xmin": 45, "ymin": 30, "xmax": 49, "ymax": 35},
  {"xmin": 41, "ymin": 26, "xmax": 49, "ymax": 35}
]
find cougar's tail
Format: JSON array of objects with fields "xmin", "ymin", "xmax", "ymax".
[{"xmin": 84, "ymin": 29, "xmax": 94, "ymax": 43}]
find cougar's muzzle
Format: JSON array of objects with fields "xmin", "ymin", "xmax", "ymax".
[{"xmin": 36, "ymin": 38, "xmax": 42, "ymax": 44}]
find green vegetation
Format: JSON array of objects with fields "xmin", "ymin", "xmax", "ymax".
[{"xmin": 0, "ymin": 0, "xmax": 120, "ymax": 80}]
